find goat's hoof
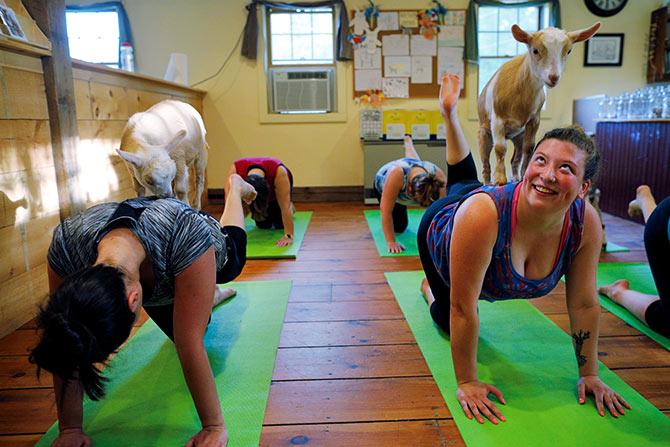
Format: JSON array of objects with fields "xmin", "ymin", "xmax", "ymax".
[{"xmin": 494, "ymin": 174, "xmax": 508, "ymax": 185}]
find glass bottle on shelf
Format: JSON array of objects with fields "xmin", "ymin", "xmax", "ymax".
[{"xmin": 120, "ymin": 41, "xmax": 135, "ymax": 72}]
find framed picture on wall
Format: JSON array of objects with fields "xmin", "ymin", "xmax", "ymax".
[
  {"xmin": 584, "ymin": 33, "xmax": 624, "ymax": 66},
  {"xmin": 0, "ymin": 5, "xmax": 27, "ymax": 40}
]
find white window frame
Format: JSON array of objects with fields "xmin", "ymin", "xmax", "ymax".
[{"xmin": 258, "ymin": 5, "xmax": 347, "ymax": 122}]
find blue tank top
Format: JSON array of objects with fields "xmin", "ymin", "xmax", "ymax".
[
  {"xmin": 426, "ymin": 182, "xmax": 585, "ymax": 301},
  {"xmin": 374, "ymin": 158, "xmax": 439, "ymax": 206}
]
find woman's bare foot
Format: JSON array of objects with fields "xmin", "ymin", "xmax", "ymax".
[
  {"xmin": 404, "ymin": 135, "xmax": 415, "ymax": 150},
  {"xmin": 439, "ymin": 73, "xmax": 461, "ymax": 118},
  {"xmin": 598, "ymin": 279, "xmax": 630, "ymax": 304},
  {"xmin": 213, "ymin": 287, "xmax": 237, "ymax": 307},
  {"xmin": 420, "ymin": 277, "xmax": 436, "ymax": 306},
  {"xmin": 628, "ymin": 185, "xmax": 656, "ymax": 221},
  {"xmin": 230, "ymin": 174, "xmax": 257, "ymax": 204}
]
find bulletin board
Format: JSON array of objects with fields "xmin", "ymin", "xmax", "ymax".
[{"xmin": 351, "ymin": 9, "xmax": 467, "ymax": 100}]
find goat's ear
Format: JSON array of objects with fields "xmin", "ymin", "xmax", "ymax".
[
  {"xmin": 568, "ymin": 22, "xmax": 601, "ymax": 43},
  {"xmin": 165, "ymin": 130, "xmax": 187, "ymax": 152},
  {"xmin": 117, "ymin": 149, "xmax": 145, "ymax": 169},
  {"xmin": 511, "ymin": 24, "xmax": 531, "ymax": 44}
]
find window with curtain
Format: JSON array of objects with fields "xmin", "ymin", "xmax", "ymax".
[
  {"xmin": 268, "ymin": 6, "xmax": 335, "ymax": 66},
  {"xmin": 65, "ymin": 10, "xmax": 121, "ymax": 67},
  {"xmin": 477, "ymin": 5, "xmax": 549, "ymax": 94}
]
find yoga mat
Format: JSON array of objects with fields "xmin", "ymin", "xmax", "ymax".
[
  {"xmin": 386, "ymin": 271, "xmax": 670, "ymax": 446},
  {"xmin": 245, "ymin": 211, "xmax": 312, "ymax": 259},
  {"xmin": 37, "ymin": 280, "xmax": 291, "ymax": 447},
  {"xmin": 364, "ymin": 209, "xmax": 423, "ymax": 257},
  {"xmin": 604, "ymin": 241, "xmax": 630, "ymax": 253},
  {"xmin": 596, "ymin": 262, "xmax": 670, "ymax": 350}
]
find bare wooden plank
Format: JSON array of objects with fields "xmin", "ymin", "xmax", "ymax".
[
  {"xmin": 239, "ymin": 269, "xmax": 391, "ymax": 285},
  {"xmin": 597, "ymin": 336, "xmax": 670, "ymax": 369},
  {"xmin": 73, "ymin": 79, "xmax": 92, "ymax": 120},
  {"xmin": 0, "ymin": 434, "xmax": 43, "ymax": 447},
  {"xmin": 286, "ymin": 301, "xmax": 403, "ymax": 322},
  {"xmin": 241, "ymin": 258, "xmax": 422, "ymax": 274},
  {"xmin": 265, "ymin": 378, "xmax": 450, "ymax": 425},
  {"xmin": 2, "ymin": 66, "xmax": 48, "ymax": 119},
  {"xmin": 279, "ymin": 320, "xmax": 416, "ymax": 348},
  {"xmin": 0, "ymin": 356, "xmax": 50, "ymax": 389},
  {"xmin": 614, "ymin": 367, "xmax": 670, "ymax": 410},
  {"xmin": 289, "ymin": 283, "xmax": 332, "ymax": 302},
  {"xmin": 260, "ymin": 420, "xmax": 464, "ymax": 447},
  {"xmin": 287, "ymin": 283, "xmax": 393, "ymax": 303},
  {"xmin": 0, "ymin": 266, "xmax": 48, "ymax": 338},
  {"xmin": 0, "ymin": 329, "xmax": 39, "ymax": 356},
  {"xmin": 0, "ymin": 388, "xmax": 56, "ymax": 434},
  {"xmin": 273, "ymin": 345, "xmax": 430, "ymax": 381},
  {"xmin": 89, "ymin": 81, "xmax": 134, "ymax": 120}
]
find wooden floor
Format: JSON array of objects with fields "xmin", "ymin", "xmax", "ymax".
[{"xmin": 0, "ymin": 202, "xmax": 668, "ymax": 446}]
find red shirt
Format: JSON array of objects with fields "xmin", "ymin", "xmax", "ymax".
[{"xmin": 234, "ymin": 157, "xmax": 292, "ymax": 203}]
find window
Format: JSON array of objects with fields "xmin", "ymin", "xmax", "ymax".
[
  {"xmin": 268, "ymin": 7, "xmax": 335, "ymax": 66},
  {"xmin": 266, "ymin": 7, "xmax": 337, "ymax": 114},
  {"xmin": 477, "ymin": 6, "xmax": 548, "ymax": 94},
  {"xmin": 66, "ymin": 10, "xmax": 120, "ymax": 68}
]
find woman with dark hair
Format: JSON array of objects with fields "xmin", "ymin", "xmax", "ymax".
[
  {"xmin": 30, "ymin": 173, "xmax": 257, "ymax": 447},
  {"xmin": 374, "ymin": 136, "xmax": 447, "ymax": 253},
  {"xmin": 226, "ymin": 157, "xmax": 294, "ymax": 247},
  {"xmin": 418, "ymin": 74, "xmax": 629, "ymax": 424},
  {"xmin": 599, "ymin": 185, "xmax": 670, "ymax": 337}
]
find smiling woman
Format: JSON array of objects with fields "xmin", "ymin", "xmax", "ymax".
[{"xmin": 416, "ymin": 74, "xmax": 629, "ymax": 425}]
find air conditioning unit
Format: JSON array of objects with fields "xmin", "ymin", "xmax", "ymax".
[{"xmin": 270, "ymin": 67, "xmax": 335, "ymax": 114}]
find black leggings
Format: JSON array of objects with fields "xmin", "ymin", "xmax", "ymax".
[
  {"xmin": 373, "ymin": 186, "xmax": 409, "ymax": 233},
  {"xmin": 144, "ymin": 225, "xmax": 247, "ymax": 341},
  {"xmin": 643, "ymin": 197, "xmax": 670, "ymax": 337},
  {"xmin": 418, "ymin": 154, "xmax": 482, "ymax": 332}
]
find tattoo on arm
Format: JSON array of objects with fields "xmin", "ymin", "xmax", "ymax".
[{"xmin": 572, "ymin": 330, "xmax": 591, "ymax": 367}]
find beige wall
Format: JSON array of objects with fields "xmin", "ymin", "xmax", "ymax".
[{"xmin": 67, "ymin": 0, "xmax": 662, "ymax": 188}]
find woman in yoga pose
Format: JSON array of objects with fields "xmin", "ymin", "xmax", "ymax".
[
  {"xmin": 418, "ymin": 73, "xmax": 630, "ymax": 424},
  {"xmin": 599, "ymin": 185, "xmax": 670, "ymax": 337},
  {"xmin": 30, "ymin": 174, "xmax": 257, "ymax": 447},
  {"xmin": 374, "ymin": 136, "xmax": 446, "ymax": 253}
]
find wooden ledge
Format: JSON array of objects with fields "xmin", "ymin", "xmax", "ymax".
[{"xmin": 0, "ymin": 34, "xmax": 50, "ymax": 57}]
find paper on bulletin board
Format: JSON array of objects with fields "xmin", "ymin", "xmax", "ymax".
[
  {"xmin": 355, "ymin": 47, "xmax": 382, "ymax": 69},
  {"xmin": 355, "ymin": 69, "xmax": 382, "ymax": 91},
  {"xmin": 399, "ymin": 11, "xmax": 418, "ymax": 28},
  {"xmin": 382, "ymin": 34, "xmax": 409, "ymax": 56},
  {"xmin": 411, "ymin": 124, "xmax": 431, "ymax": 140},
  {"xmin": 436, "ymin": 123, "xmax": 447, "ymax": 140},
  {"xmin": 438, "ymin": 26, "xmax": 465, "ymax": 47},
  {"xmin": 411, "ymin": 34, "xmax": 437, "ymax": 56},
  {"xmin": 411, "ymin": 56, "xmax": 432, "ymax": 84},
  {"xmin": 378, "ymin": 11, "xmax": 399, "ymax": 30},
  {"xmin": 385, "ymin": 56, "xmax": 411, "ymax": 77},
  {"xmin": 382, "ymin": 78, "xmax": 409, "ymax": 98},
  {"xmin": 386, "ymin": 123, "xmax": 406, "ymax": 140},
  {"xmin": 438, "ymin": 46, "xmax": 464, "ymax": 88},
  {"xmin": 445, "ymin": 10, "xmax": 466, "ymax": 26}
]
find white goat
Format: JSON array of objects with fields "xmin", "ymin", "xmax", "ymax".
[
  {"xmin": 117, "ymin": 99, "xmax": 208, "ymax": 209},
  {"xmin": 478, "ymin": 23, "xmax": 600, "ymax": 185}
]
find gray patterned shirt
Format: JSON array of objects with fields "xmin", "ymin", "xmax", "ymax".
[{"xmin": 47, "ymin": 197, "xmax": 227, "ymax": 307}]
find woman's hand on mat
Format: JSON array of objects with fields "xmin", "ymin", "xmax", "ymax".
[
  {"xmin": 52, "ymin": 428, "xmax": 91, "ymax": 447},
  {"xmin": 387, "ymin": 241, "xmax": 406, "ymax": 253},
  {"xmin": 276, "ymin": 234, "xmax": 293, "ymax": 247},
  {"xmin": 578, "ymin": 375, "xmax": 631, "ymax": 417},
  {"xmin": 185, "ymin": 424, "xmax": 228, "ymax": 447},
  {"xmin": 457, "ymin": 381, "xmax": 506, "ymax": 425}
]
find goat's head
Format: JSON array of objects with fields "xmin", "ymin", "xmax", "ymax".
[
  {"xmin": 512, "ymin": 22, "xmax": 600, "ymax": 88},
  {"xmin": 117, "ymin": 130, "xmax": 185, "ymax": 198}
]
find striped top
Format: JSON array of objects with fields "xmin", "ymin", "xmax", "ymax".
[
  {"xmin": 426, "ymin": 182, "xmax": 585, "ymax": 301},
  {"xmin": 374, "ymin": 158, "xmax": 439, "ymax": 206},
  {"xmin": 47, "ymin": 197, "xmax": 228, "ymax": 307}
]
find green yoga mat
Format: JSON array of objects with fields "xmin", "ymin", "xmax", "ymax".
[
  {"xmin": 596, "ymin": 263, "xmax": 670, "ymax": 350},
  {"xmin": 364, "ymin": 209, "xmax": 423, "ymax": 257},
  {"xmin": 604, "ymin": 241, "xmax": 630, "ymax": 253},
  {"xmin": 245, "ymin": 211, "xmax": 312, "ymax": 259},
  {"xmin": 37, "ymin": 280, "xmax": 291, "ymax": 447},
  {"xmin": 386, "ymin": 271, "xmax": 670, "ymax": 446}
]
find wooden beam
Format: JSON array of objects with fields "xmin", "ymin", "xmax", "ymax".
[{"xmin": 22, "ymin": 0, "xmax": 84, "ymax": 220}]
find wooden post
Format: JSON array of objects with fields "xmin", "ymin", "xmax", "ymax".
[{"xmin": 22, "ymin": 0, "xmax": 84, "ymax": 220}]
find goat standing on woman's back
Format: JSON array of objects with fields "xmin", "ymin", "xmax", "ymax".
[{"xmin": 478, "ymin": 22, "xmax": 600, "ymax": 185}]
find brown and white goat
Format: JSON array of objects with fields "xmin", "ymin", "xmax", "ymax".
[{"xmin": 477, "ymin": 23, "xmax": 600, "ymax": 185}]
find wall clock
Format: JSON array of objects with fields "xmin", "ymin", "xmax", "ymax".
[{"xmin": 584, "ymin": 0, "xmax": 628, "ymax": 17}]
